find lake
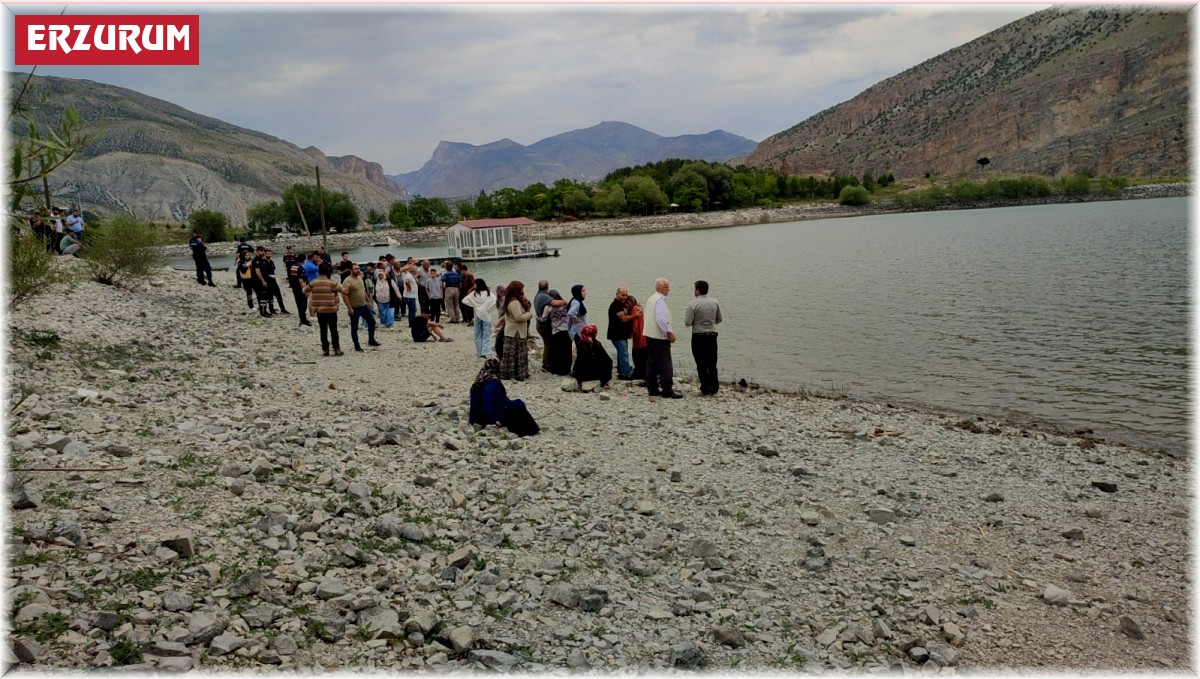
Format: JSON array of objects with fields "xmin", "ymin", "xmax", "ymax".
[{"xmin": 177, "ymin": 198, "xmax": 1189, "ymax": 451}]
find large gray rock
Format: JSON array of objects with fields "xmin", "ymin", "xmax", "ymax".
[
  {"xmin": 1043, "ymin": 584, "xmax": 1072, "ymax": 606},
  {"xmin": 1119, "ymin": 615, "xmax": 1145, "ymax": 640},
  {"xmin": 470, "ymin": 649, "xmax": 521, "ymax": 670},
  {"xmin": 671, "ymin": 641, "xmax": 705, "ymax": 669},
  {"xmin": 447, "ymin": 625, "xmax": 474, "ymax": 653}
]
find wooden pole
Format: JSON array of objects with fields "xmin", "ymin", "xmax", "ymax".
[
  {"xmin": 293, "ymin": 196, "xmax": 314, "ymax": 252},
  {"xmin": 315, "ymin": 166, "xmax": 327, "ymax": 247}
]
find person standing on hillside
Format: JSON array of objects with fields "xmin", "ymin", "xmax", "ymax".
[
  {"xmin": 644, "ymin": 278, "xmax": 681, "ymax": 399},
  {"xmin": 189, "ymin": 230, "xmax": 215, "ymax": 287},
  {"xmin": 607, "ymin": 286, "xmax": 637, "ymax": 380},
  {"xmin": 684, "ymin": 279, "xmax": 723, "ymax": 396}
]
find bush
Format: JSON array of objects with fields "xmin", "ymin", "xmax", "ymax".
[
  {"xmin": 8, "ymin": 230, "xmax": 75, "ymax": 312},
  {"xmin": 83, "ymin": 214, "xmax": 165, "ymax": 285},
  {"xmin": 1056, "ymin": 174, "xmax": 1093, "ymax": 197},
  {"xmin": 838, "ymin": 185, "xmax": 871, "ymax": 206}
]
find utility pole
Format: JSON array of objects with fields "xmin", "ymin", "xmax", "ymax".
[{"xmin": 315, "ymin": 166, "xmax": 327, "ymax": 248}]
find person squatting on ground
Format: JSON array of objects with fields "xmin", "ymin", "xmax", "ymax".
[
  {"xmin": 644, "ymin": 277, "xmax": 682, "ymax": 399},
  {"xmin": 572, "ymin": 324, "xmax": 613, "ymax": 388},
  {"xmin": 468, "ymin": 358, "xmax": 539, "ymax": 437},
  {"xmin": 306, "ymin": 262, "xmax": 344, "ymax": 356},
  {"xmin": 500, "ymin": 280, "xmax": 534, "ymax": 381},
  {"xmin": 684, "ymin": 279, "xmax": 723, "ymax": 396},
  {"xmin": 411, "ymin": 311, "xmax": 451, "ymax": 343},
  {"xmin": 462, "ymin": 278, "xmax": 497, "ymax": 358},
  {"xmin": 189, "ymin": 230, "xmax": 215, "ymax": 286}
]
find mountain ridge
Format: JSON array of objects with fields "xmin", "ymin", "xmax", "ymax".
[{"xmin": 390, "ymin": 121, "xmax": 757, "ymax": 198}]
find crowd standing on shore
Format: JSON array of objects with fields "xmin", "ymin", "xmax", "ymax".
[{"xmin": 208, "ymin": 243, "xmax": 723, "ymax": 435}]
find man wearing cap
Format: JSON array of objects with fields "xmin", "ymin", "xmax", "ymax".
[
  {"xmin": 643, "ymin": 278, "xmax": 682, "ymax": 399},
  {"xmin": 684, "ymin": 280, "xmax": 723, "ymax": 395}
]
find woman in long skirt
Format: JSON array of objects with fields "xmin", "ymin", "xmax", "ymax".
[{"xmin": 500, "ymin": 280, "xmax": 533, "ymax": 381}]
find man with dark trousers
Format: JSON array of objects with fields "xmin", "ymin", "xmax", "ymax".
[
  {"xmin": 684, "ymin": 280, "xmax": 723, "ymax": 396},
  {"xmin": 289, "ymin": 253, "xmax": 313, "ymax": 326},
  {"xmin": 643, "ymin": 278, "xmax": 682, "ymax": 399},
  {"xmin": 342, "ymin": 262, "xmax": 381, "ymax": 352},
  {"xmin": 263, "ymin": 247, "xmax": 290, "ymax": 314},
  {"xmin": 189, "ymin": 230, "xmax": 215, "ymax": 286}
]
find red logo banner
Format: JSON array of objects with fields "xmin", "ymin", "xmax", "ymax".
[{"xmin": 14, "ymin": 15, "xmax": 200, "ymax": 66}]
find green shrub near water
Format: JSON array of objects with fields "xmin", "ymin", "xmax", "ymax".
[
  {"xmin": 838, "ymin": 186, "xmax": 872, "ymax": 206},
  {"xmin": 83, "ymin": 214, "xmax": 165, "ymax": 285}
]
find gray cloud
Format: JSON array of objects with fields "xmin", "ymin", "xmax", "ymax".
[{"xmin": 6, "ymin": 5, "xmax": 1042, "ymax": 174}]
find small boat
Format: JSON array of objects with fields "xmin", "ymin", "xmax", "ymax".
[{"xmin": 371, "ymin": 236, "xmax": 401, "ymax": 248}]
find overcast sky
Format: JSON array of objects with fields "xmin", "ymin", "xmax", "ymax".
[{"xmin": 5, "ymin": 4, "xmax": 1045, "ymax": 174}]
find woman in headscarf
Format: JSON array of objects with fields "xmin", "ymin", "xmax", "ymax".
[
  {"xmin": 566, "ymin": 283, "xmax": 588, "ymax": 343},
  {"xmin": 500, "ymin": 280, "xmax": 534, "ymax": 381},
  {"xmin": 373, "ymin": 268, "xmax": 400, "ymax": 329},
  {"xmin": 469, "ymin": 357, "xmax": 539, "ymax": 437},
  {"xmin": 539, "ymin": 289, "xmax": 573, "ymax": 375},
  {"xmin": 571, "ymin": 324, "xmax": 613, "ymax": 388}
]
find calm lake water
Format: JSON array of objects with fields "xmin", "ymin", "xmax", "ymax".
[{"xmin": 181, "ymin": 198, "xmax": 1189, "ymax": 451}]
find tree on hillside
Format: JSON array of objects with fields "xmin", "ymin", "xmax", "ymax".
[
  {"xmin": 976, "ymin": 157, "xmax": 991, "ymax": 171},
  {"xmin": 188, "ymin": 209, "xmax": 230, "ymax": 242},
  {"xmin": 366, "ymin": 208, "xmax": 386, "ymax": 225}
]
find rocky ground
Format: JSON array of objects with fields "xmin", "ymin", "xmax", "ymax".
[
  {"xmin": 158, "ymin": 182, "xmax": 1192, "ymax": 258},
  {"xmin": 3, "ymin": 265, "xmax": 1192, "ymax": 672}
]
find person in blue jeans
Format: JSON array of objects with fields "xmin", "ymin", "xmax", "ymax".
[
  {"xmin": 462, "ymin": 278, "xmax": 498, "ymax": 358},
  {"xmin": 606, "ymin": 286, "xmax": 637, "ymax": 379}
]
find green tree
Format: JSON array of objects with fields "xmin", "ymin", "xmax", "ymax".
[
  {"xmin": 366, "ymin": 208, "xmax": 386, "ymax": 225},
  {"xmin": 281, "ymin": 184, "xmax": 359, "ymax": 234},
  {"xmin": 976, "ymin": 157, "xmax": 991, "ymax": 171},
  {"xmin": 561, "ymin": 188, "xmax": 592, "ymax": 217},
  {"xmin": 593, "ymin": 185, "xmax": 626, "ymax": 217},
  {"xmin": 666, "ymin": 167, "xmax": 708, "ymax": 211},
  {"xmin": 83, "ymin": 214, "xmax": 165, "ymax": 285},
  {"xmin": 388, "ymin": 201, "xmax": 413, "ymax": 230},
  {"xmin": 621, "ymin": 176, "xmax": 668, "ymax": 216},
  {"xmin": 473, "ymin": 190, "xmax": 496, "ymax": 219},
  {"xmin": 456, "ymin": 200, "xmax": 477, "ymax": 220},
  {"xmin": 246, "ymin": 201, "xmax": 287, "ymax": 236},
  {"xmin": 187, "ymin": 209, "xmax": 229, "ymax": 243},
  {"xmin": 407, "ymin": 196, "xmax": 453, "ymax": 228}
]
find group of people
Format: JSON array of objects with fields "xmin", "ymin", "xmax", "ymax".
[
  {"xmin": 193, "ymin": 238, "xmax": 724, "ymax": 437},
  {"xmin": 26, "ymin": 206, "xmax": 85, "ymax": 256},
  {"xmin": 528, "ymin": 277, "xmax": 723, "ymax": 398}
]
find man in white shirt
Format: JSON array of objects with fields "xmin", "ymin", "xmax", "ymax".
[
  {"xmin": 402, "ymin": 266, "xmax": 419, "ymax": 327},
  {"xmin": 643, "ymin": 278, "xmax": 682, "ymax": 399}
]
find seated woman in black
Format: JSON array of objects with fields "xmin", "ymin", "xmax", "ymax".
[
  {"xmin": 571, "ymin": 324, "xmax": 613, "ymax": 388},
  {"xmin": 469, "ymin": 358, "xmax": 539, "ymax": 437}
]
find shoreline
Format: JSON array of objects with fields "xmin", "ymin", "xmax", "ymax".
[
  {"xmin": 4, "ymin": 266, "xmax": 1190, "ymax": 671},
  {"xmin": 158, "ymin": 182, "xmax": 1191, "ymax": 258}
]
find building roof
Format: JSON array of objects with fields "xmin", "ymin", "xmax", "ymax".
[{"xmin": 455, "ymin": 217, "xmax": 537, "ymax": 230}]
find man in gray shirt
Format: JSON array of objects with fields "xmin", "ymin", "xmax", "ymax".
[{"xmin": 684, "ymin": 280, "xmax": 723, "ymax": 396}]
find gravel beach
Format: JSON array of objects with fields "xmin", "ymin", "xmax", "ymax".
[{"xmin": 4, "ymin": 264, "xmax": 1192, "ymax": 672}]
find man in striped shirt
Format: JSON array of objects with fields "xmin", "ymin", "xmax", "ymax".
[{"xmin": 304, "ymin": 262, "xmax": 345, "ymax": 356}]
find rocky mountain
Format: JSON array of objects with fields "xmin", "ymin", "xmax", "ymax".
[
  {"xmin": 743, "ymin": 8, "xmax": 1189, "ymax": 179},
  {"xmin": 7, "ymin": 75, "xmax": 406, "ymax": 225},
  {"xmin": 390, "ymin": 121, "xmax": 757, "ymax": 198}
]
